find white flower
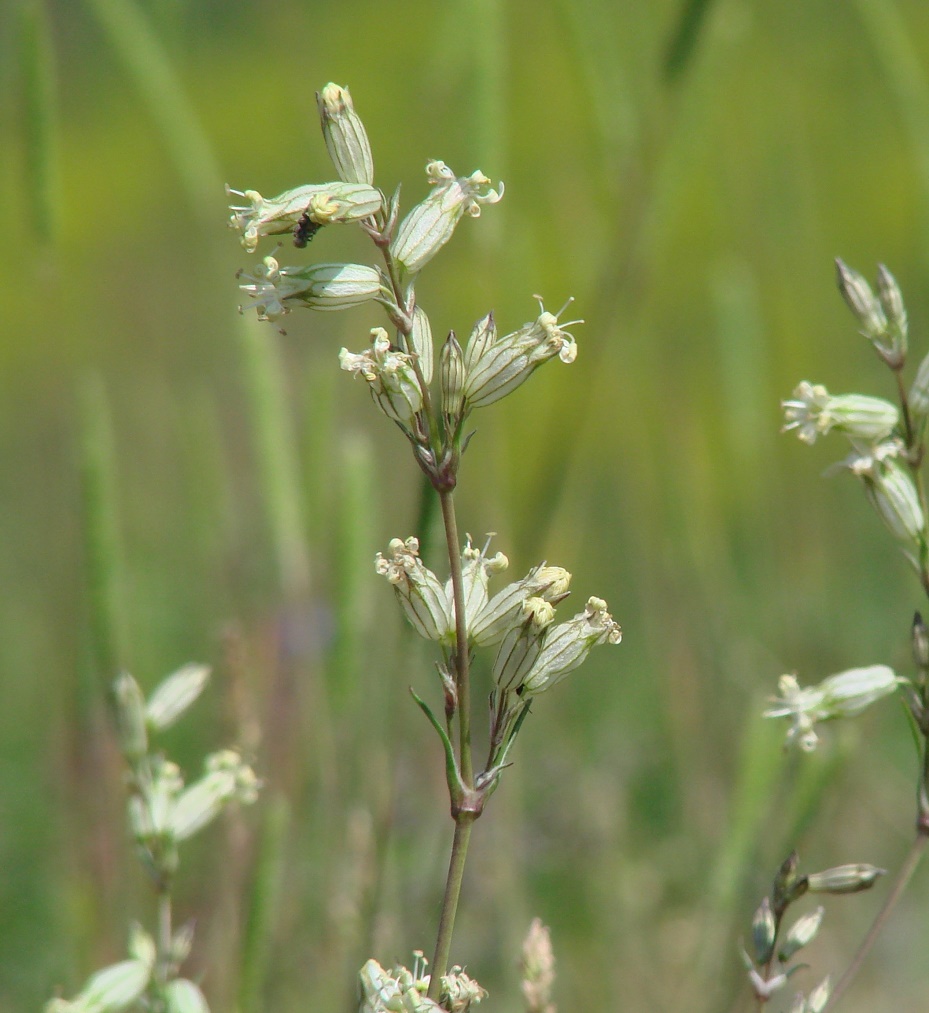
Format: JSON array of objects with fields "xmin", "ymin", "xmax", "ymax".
[
  {"xmin": 519, "ymin": 596, "xmax": 622, "ymax": 695},
  {"xmin": 463, "ymin": 297, "xmax": 581, "ymax": 409},
  {"xmin": 390, "ymin": 160, "xmax": 503, "ymax": 275},
  {"xmin": 374, "ymin": 537, "xmax": 454, "ymax": 642},
  {"xmin": 227, "ymin": 183, "xmax": 381, "ymax": 252},
  {"xmin": 238, "ymin": 257, "xmax": 384, "ymax": 321},
  {"xmin": 340, "ymin": 329, "xmax": 424, "ymax": 427},
  {"xmin": 764, "ymin": 665, "xmax": 899, "ymax": 751},
  {"xmin": 781, "ymin": 382, "xmax": 898, "ymax": 446}
]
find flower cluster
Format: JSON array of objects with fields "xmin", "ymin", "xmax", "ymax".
[
  {"xmin": 359, "ymin": 957, "xmax": 486, "ymax": 1013},
  {"xmin": 374, "ymin": 536, "xmax": 620, "ymax": 697},
  {"xmin": 48, "ymin": 666, "xmax": 259, "ymax": 1013},
  {"xmin": 782, "ymin": 262, "xmax": 929, "ymax": 556},
  {"xmin": 741, "ymin": 851, "xmax": 885, "ymax": 1012}
]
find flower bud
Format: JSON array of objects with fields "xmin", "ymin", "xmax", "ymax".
[
  {"xmin": 806, "ymin": 863, "xmax": 885, "ymax": 894},
  {"xmin": 127, "ymin": 923, "xmax": 156, "ymax": 968},
  {"xmin": 164, "ymin": 979, "xmax": 210, "ymax": 1013},
  {"xmin": 862, "ymin": 459, "xmax": 925, "ymax": 544},
  {"xmin": 806, "ymin": 976, "xmax": 831, "ymax": 1013},
  {"xmin": 520, "ymin": 596, "xmax": 622, "ymax": 695},
  {"xmin": 59, "ymin": 959, "xmax": 151, "ymax": 1013},
  {"xmin": 463, "ymin": 298, "xmax": 580, "ymax": 409},
  {"xmin": 390, "ymin": 160, "xmax": 503, "ymax": 276},
  {"xmin": 317, "ymin": 83, "xmax": 375, "ymax": 185},
  {"xmin": 463, "ymin": 312, "xmax": 496, "ymax": 372},
  {"xmin": 340, "ymin": 329, "xmax": 424, "ymax": 428},
  {"xmin": 751, "ymin": 896, "xmax": 776, "ymax": 965},
  {"xmin": 146, "ymin": 664, "xmax": 210, "ymax": 732},
  {"xmin": 835, "ymin": 258, "xmax": 887, "ymax": 341},
  {"xmin": 374, "ymin": 537, "xmax": 454, "ymax": 642},
  {"xmin": 779, "ymin": 906, "xmax": 823, "ymax": 961},
  {"xmin": 909, "ymin": 349, "xmax": 929, "ymax": 418},
  {"xmin": 113, "ymin": 672, "xmax": 148, "ymax": 761},
  {"xmin": 913, "ymin": 612, "xmax": 929, "ymax": 670},
  {"xmin": 238, "ymin": 257, "xmax": 384, "ymax": 322},
  {"xmin": 409, "ymin": 304, "xmax": 434, "ymax": 384},
  {"xmin": 441, "ymin": 331, "xmax": 465, "ymax": 422},
  {"xmin": 227, "ymin": 183, "xmax": 382, "ymax": 252}
]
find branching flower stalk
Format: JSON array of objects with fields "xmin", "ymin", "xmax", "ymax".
[
  {"xmin": 229, "ymin": 83, "xmax": 622, "ymax": 1008},
  {"xmin": 769, "ymin": 258, "xmax": 929, "ymax": 1009},
  {"xmin": 46, "ymin": 665, "xmax": 260, "ymax": 1013}
]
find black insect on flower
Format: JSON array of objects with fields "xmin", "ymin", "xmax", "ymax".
[{"xmin": 293, "ymin": 211, "xmax": 324, "ymax": 248}]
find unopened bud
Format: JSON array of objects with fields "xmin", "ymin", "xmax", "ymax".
[
  {"xmin": 909, "ymin": 350, "xmax": 929, "ymax": 418},
  {"xmin": 441, "ymin": 332, "xmax": 465, "ymax": 422},
  {"xmin": 317, "ymin": 83, "xmax": 375, "ymax": 185},
  {"xmin": 409, "ymin": 304, "xmax": 434, "ymax": 384},
  {"xmin": 913, "ymin": 612, "xmax": 929, "ymax": 670},
  {"xmin": 146, "ymin": 664, "xmax": 210, "ymax": 732},
  {"xmin": 876, "ymin": 263, "xmax": 907, "ymax": 358},
  {"xmin": 463, "ymin": 312, "xmax": 496, "ymax": 372},
  {"xmin": 751, "ymin": 897, "xmax": 776, "ymax": 965},
  {"xmin": 835, "ymin": 258, "xmax": 887, "ymax": 341},
  {"xmin": 862, "ymin": 459, "xmax": 925, "ymax": 544},
  {"xmin": 113, "ymin": 672, "xmax": 148, "ymax": 761},
  {"xmin": 164, "ymin": 979, "xmax": 210, "ymax": 1013},
  {"xmin": 806, "ymin": 863, "xmax": 885, "ymax": 894},
  {"xmin": 779, "ymin": 906, "xmax": 823, "ymax": 961},
  {"xmin": 806, "ymin": 976, "xmax": 831, "ymax": 1013},
  {"xmin": 772, "ymin": 850, "xmax": 804, "ymax": 912}
]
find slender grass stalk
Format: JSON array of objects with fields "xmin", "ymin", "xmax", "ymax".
[
  {"xmin": 79, "ymin": 373, "xmax": 129, "ymax": 681},
  {"xmin": 18, "ymin": 0, "xmax": 62, "ymax": 246},
  {"xmin": 237, "ymin": 793, "xmax": 290, "ymax": 1013},
  {"xmin": 826, "ymin": 834, "xmax": 928, "ymax": 1011},
  {"xmin": 82, "ymin": 0, "xmax": 221, "ymax": 214}
]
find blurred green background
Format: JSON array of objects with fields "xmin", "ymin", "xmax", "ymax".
[{"xmin": 5, "ymin": 0, "xmax": 929, "ymax": 1009}]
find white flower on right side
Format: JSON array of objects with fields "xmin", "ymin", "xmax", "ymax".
[
  {"xmin": 763, "ymin": 665, "xmax": 900, "ymax": 751},
  {"xmin": 781, "ymin": 382, "xmax": 898, "ymax": 446}
]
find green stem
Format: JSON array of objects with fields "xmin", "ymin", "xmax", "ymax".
[
  {"xmin": 427, "ymin": 815, "xmax": 474, "ymax": 1000},
  {"xmin": 825, "ymin": 833, "xmax": 928, "ymax": 1010},
  {"xmin": 156, "ymin": 885, "xmax": 173, "ymax": 991},
  {"xmin": 439, "ymin": 489, "xmax": 473, "ymax": 787}
]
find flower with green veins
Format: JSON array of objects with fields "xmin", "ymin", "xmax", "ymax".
[
  {"xmin": 227, "ymin": 182, "xmax": 382, "ymax": 252},
  {"xmin": 390, "ymin": 160, "xmax": 503, "ymax": 276},
  {"xmin": 764, "ymin": 665, "xmax": 900, "ymax": 751},
  {"xmin": 238, "ymin": 257, "xmax": 384, "ymax": 322}
]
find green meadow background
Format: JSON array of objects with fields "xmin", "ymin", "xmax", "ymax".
[{"xmin": 5, "ymin": 0, "xmax": 929, "ymax": 1009}]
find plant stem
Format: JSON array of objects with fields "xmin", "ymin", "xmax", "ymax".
[
  {"xmin": 425, "ymin": 489, "xmax": 476, "ymax": 1000},
  {"xmin": 156, "ymin": 885, "xmax": 173, "ymax": 991},
  {"xmin": 439, "ymin": 489, "xmax": 473, "ymax": 786},
  {"xmin": 825, "ymin": 833, "xmax": 928, "ymax": 1010},
  {"xmin": 427, "ymin": 815, "xmax": 475, "ymax": 1000}
]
